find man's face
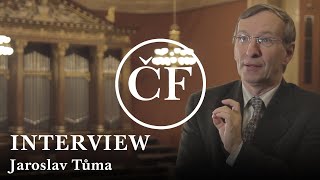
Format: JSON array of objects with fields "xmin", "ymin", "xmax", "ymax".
[{"xmin": 234, "ymin": 11, "xmax": 293, "ymax": 86}]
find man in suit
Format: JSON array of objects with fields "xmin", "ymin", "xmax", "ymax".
[{"xmin": 176, "ymin": 3, "xmax": 320, "ymax": 178}]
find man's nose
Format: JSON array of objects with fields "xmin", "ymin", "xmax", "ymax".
[{"xmin": 246, "ymin": 39, "xmax": 262, "ymax": 58}]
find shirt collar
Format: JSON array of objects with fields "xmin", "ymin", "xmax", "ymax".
[{"xmin": 242, "ymin": 82, "xmax": 281, "ymax": 108}]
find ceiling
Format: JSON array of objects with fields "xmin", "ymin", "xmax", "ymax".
[{"xmin": 75, "ymin": 0, "xmax": 237, "ymax": 14}]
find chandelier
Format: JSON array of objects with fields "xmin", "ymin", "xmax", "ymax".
[
  {"xmin": 152, "ymin": 0, "xmax": 196, "ymax": 66},
  {"xmin": 0, "ymin": 35, "xmax": 14, "ymax": 56}
]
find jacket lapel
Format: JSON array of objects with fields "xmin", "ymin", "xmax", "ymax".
[
  {"xmin": 221, "ymin": 81, "xmax": 244, "ymax": 114},
  {"xmin": 253, "ymin": 80, "xmax": 295, "ymax": 152},
  {"xmin": 209, "ymin": 80, "xmax": 244, "ymax": 114}
]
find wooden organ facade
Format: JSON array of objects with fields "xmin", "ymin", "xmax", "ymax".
[{"xmin": 0, "ymin": 0, "xmax": 134, "ymax": 136}]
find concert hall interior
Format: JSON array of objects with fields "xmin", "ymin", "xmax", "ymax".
[{"xmin": 0, "ymin": 0, "xmax": 318, "ymax": 178}]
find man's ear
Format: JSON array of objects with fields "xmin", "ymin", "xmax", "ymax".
[{"xmin": 284, "ymin": 43, "xmax": 295, "ymax": 64}]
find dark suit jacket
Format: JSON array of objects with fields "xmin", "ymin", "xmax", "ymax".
[{"xmin": 176, "ymin": 80, "xmax": 320, "ymax": 178}]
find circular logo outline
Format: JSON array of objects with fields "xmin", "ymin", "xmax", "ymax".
[{"xmin": 115, "ymin": 38, "xmax": 206, "ymax": 130}]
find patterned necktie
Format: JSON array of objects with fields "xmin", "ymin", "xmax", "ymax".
[{"xmin": 243, "ymin": 97, "xmax": 265, "ymax": 143}]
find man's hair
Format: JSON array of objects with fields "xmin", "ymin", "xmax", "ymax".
[{"xmin": 233, "ymin": 4, "xmax": 296, "ymax": 46}]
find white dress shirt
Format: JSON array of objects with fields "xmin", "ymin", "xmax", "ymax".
[{"xmin": 226, "ymin": 82, "xmax": 280, "ymax": 166}]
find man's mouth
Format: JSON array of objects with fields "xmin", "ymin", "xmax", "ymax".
[{"xmin": 244, "ymin": 64, "xmax": 263, "ymax": 70}]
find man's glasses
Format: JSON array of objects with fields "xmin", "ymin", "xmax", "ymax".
[{"xmin": 233, "ymin": 35, "xmax": 283, "ymax": 47}]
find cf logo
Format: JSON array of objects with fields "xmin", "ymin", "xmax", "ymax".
[
  {"xmin": 129, "ymin": 64, "xmax": 192, "ymax": 101},
  {"xmin": 115, "ymin": 39, "xmax": 206, "ymax": 130}
]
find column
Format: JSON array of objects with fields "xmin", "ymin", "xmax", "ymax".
[
  {"xmin": 89, "ymin": 44, "xmax": 107, "ymax": 133},
  {"xmin": 52, "ymin": 42, "xmax": 69, "ymax": 134},
  {"xmin": 8, "ymin": 40, "xmax": 27, "ymax": 134}
]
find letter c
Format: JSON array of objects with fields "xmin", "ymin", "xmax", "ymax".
[{"xmin": 128, "ymin": 66, "xmax": 160, "ymax": 101}]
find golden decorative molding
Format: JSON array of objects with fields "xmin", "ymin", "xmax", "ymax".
[
  {"xmin": 0, "ymin": 69, "xmax": 10, "ymax": 80},
  {"xmin": 65, "ymin": 71, "xmax": 91, "ymax": 81},
  {"xmin": 107, "ymin": 35, "xmax": 131, "ymax": 47},
  {"xmin": 103, "ymin": 72, "xmax": 116, "ymax": 77},
  {"xmin": 53, "ymin": 125, "xmax": 66, "ymax": 134},
  {"xmin": 0, "ymin": 27, "xmax": 106, "ymax": 45},
  {"xmin": 9, "ymin": 126, "xmax": 24, "ymax": 135},
  {"xmin": 24, "ymin": 71, "xmax": 52, "ymax": 80},
  {"xmin": 93, "ymin": 124, "xmax": 105, "ymax": 134},
  {"xmin": 56, "ymin": 42, "xmax": 70, "ymax": 57},
  {"xmin": 96, "ymin": 44, "xmax": 108, "ymax": 59},
  {"xmin": 75, "ymin": 0, "xmax": 237, "ymax": 14},
  {"xmin": 106, "ymin": 6, "xmax": 116, "ymax": 23},
  {"xmin": 14, "ymin": 39, "xmax": 28, "ymax": 54},
  {"xmin": 0, "ymin": 0, "xmax": 111, "ymax": 31},
  {"xmin": 0, "ymin": 0, "xmax": 133, "ymax": 46}
]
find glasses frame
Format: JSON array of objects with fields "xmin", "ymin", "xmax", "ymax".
[{"xmin": 233, "ymin": 35, "xmax": 283, "ymax": 47}]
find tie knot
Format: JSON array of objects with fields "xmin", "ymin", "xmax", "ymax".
[{"xmin": 250, "ymin": 97, "xmax": 264, "ymax": 111}]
